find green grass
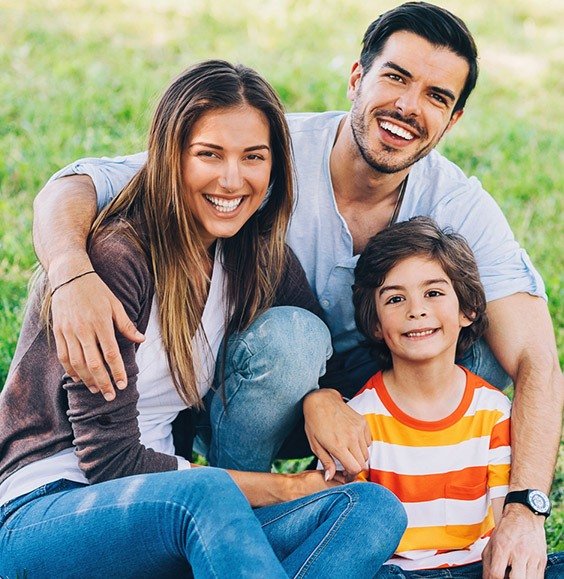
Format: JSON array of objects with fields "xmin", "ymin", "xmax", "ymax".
[{"xmin": 1, "ymin": 0, "xmax": 562, "ymax": 551}]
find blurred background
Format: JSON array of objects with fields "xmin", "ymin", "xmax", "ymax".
[{"xmin": 0, "ymin": 0, "xmax": 562, "ymax": 548}]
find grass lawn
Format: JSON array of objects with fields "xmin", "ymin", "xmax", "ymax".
[{"xmin": 1, "ymin": 0, "xmax": 562, "ymax": 551}]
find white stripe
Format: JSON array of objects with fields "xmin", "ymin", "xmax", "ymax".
[
  {"xmin": 368, "ymin": 437, "xmax": 490, "ymax": 475},
  {"xmin": 391, "ymin": 537, "xmax": 488, "ymax": 569},
  {"xmin": 348, "ymin": 388, "xmax": 392, "ymax": 416},
  {"xmin": 489, "ymin": 485, "xmax": 508, "ymax": 499},
  {"xmin": 404, "ymin": 496, "xmax": 490, "ymax": 528},
  {"xmin": 465, "ymin": 386, "xmax": 511, "ymax": 420},
  {"xmin": 488, "ymin": 446, "xmax": 511, "ymax": 464}
]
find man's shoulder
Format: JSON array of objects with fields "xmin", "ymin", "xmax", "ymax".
[{"xmin": 286, "ymin": 111, "xmax": 346, "ymax": 135}]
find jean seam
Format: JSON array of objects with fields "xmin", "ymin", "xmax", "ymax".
[{"xmin": 295, "ymin": 488, "xmax": 356, "ymax": 578}]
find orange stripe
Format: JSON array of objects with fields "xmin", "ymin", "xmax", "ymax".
[
  {"xmin": 365, "ymin": 409, "xmax": 506, "ymax": 447},
  {"xmin": 368, "ymin": 466, "xmax": 487, "ymax": 502},
  {"xmin": 490, "ymin": 418, "xmax": 511, "ymax": 448}
]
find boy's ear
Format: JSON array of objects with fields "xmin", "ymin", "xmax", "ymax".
[
  {"xmin": 373, "ymin": 323, "xmax": 383, "ymax": 340},
  {"xmin": 459, "ymin": 310, "xmax": 475, "ymax": 328}
]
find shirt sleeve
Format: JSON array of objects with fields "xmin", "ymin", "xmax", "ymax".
[
  {"xmin": 435, "ymin": 178, "xmax": 546, "ymax": 302},
  {"xmin": 48, "ymin": 152, "xmax": 148, "ymax": 212},
  {"xmin": 487, "ymin": 397, "xmax": 511, "ymax": 499},
  {"xmin": 63, "ymin": 225, "xmax": 184, "ymax": 483}
]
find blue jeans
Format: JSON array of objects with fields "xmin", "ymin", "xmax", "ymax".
[
  {"xmin": 373, "ymin": 553, "xmax": 564, "ymax": 578},
  {"xmin": 196, "ymin": 307, "xmax": 510, "ymax": 469},
  {"xmin": 0, "ymin": 472, "xmax": 405, "ymax": 578}
]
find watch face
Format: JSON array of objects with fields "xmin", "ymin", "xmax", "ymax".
[{"xmin": 529, "ymin": 490, "xmax": 550, "ymax": 513}]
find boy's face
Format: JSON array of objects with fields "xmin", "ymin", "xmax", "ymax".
[{"xmin": 374, "ymin": 256, "xmax": 473, "ymax": 364}]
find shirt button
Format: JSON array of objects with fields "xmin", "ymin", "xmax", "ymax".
[{"xmin": 321, "ymin": 299, "xmax": 330, "ymax": 307}]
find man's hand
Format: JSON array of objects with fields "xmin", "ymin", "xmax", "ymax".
[
  {"xmin": 482, "ymin": 504, "xmax": 547, "ymax": 579},
  {"xmin": 51, "ymin": 271, "xmax": 144, "ymax": 400},
  {"xmin": 303, "ymin": 388, "xmax": 371, "ymax": 481}
]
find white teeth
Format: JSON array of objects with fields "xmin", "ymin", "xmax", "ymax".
[
  {"xmin": 380, "ymin": 121, "xmax": 414, "ymax": 140},
  {"xmin": 204, "ymin": 195, "xmax": 243, "ymax": 213},
  {"xmin": 406, "ymin": 329, "xmax": 435, "ymax": 337}
]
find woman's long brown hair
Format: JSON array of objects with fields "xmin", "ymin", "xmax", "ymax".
[{"xmin": 49, "ymin": 61, "xmax": 294, "ymax": 408}]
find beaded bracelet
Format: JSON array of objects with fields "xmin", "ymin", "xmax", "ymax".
[{"xmin": 50, "ymin": 270, "xmax": 96, "ymax": 298}]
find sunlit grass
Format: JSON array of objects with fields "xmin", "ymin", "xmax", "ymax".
[{"xmin": 1, "ymin": 0, "xmax": 562, "ymax": 551}]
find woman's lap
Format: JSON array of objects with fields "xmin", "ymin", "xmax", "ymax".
[{"xmin": 0, "ymin": 468, "xmax": 286, "ymax": 578}]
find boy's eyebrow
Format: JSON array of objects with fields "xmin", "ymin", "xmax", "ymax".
[
  {"xmin": 378, "ymin": 278, "xmax": 450, "ymax": 296},
  {"xmin": 381, "ymin": 61, "xmax": 457, "ymax": 103},
  {"xmin": 188, "ymin": 142, "xmax": 270, "ymax": 152}
]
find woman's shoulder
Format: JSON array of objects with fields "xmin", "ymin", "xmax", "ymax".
[{"xmin": 89, "ymin": 218, "xmax": 154, "ymax": 318}]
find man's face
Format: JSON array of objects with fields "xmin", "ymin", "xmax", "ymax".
[{"xmin": 348, "ymin": 31, "xmax": 469, "ymax": 174}]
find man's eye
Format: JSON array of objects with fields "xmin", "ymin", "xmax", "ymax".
[
  {"xmin": 430, "ymin": 93, "xmax": 447, "ymax": 105},
  {"xmin": 386, "ymin": 73, "xmax": 403, "ymax": 82}
]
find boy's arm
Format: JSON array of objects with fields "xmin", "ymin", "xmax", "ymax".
[
  {"xmin": 33, "ymin": 175, "xmax": 143, "ymax": 399},
  {"xmin": 481, "ymin": 293, "xmax": 563, "ymax": 579}
]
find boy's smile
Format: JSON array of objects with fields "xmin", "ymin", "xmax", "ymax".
[{"xmin": 375, "ymin": 255, "xmax": 473, "ymax": 364}]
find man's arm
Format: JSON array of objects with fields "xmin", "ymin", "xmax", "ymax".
[
  {"xmin": 33, "ymin": 176, "xmax": 143, "ymax": 399},
  {"xmin": 481, "ymin": 293, "xmax": 563, "ymax": 579}
]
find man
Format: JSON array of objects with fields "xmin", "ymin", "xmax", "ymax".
[{"xmin": 33, "ymin": 3, "xmax": 562, "ymax": 578}]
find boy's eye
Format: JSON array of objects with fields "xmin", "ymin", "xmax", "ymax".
[
  {"xmin": 385, "ymin": 295, "xmax": 404, "ymax": 304},
  {"xmin": 426, "ymin": 290, "xmax": 444, "ymax": 298}
]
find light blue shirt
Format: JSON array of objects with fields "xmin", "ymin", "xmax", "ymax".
[{"xmin": 51, "ymin": 111, "xmax": 546, "ymax": 354}]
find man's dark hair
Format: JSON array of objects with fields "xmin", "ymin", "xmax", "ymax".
[
  {"xmin": 353, "ymin": 217, "xmax": 488, "ymax": 369},
  {"xmin": 359, "ymin": 2, "xmax": 478, "ymax": 113}
]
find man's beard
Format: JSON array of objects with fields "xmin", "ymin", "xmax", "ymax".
[{"xmin": 350, "ymin": 103, "xmax": 439, "ymax": 174}]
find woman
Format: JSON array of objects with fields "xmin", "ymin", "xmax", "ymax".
[{"xmin": 0, "ymin": 61, "xmax": 405, "ymax": 577}]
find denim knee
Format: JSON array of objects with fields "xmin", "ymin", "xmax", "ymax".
[{"xmin": 222, "ymin": 306, "xmax": 332, "ymax": 397}]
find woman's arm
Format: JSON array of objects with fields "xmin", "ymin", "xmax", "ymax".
[
  {"xmin": 63, "ymin": 225, "xmax": 180, "ymax": 483},
  {"xmin": 227, "ymin": 469, "xmax": 343, "ymax": 507}
]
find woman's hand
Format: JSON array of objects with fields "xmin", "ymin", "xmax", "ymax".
[{"xmin": 303, "ymin": 388, "xmax": 371, "ymax": 481}]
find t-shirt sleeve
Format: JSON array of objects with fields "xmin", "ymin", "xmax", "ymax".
[
  {"xmin": 434, "ymin": 177, "xmax": 546, "ymax": 302},
  {"xmin": 48, "ymin": 152, "xmax": 148, "ymax": 212},
  {"xmin": 487, "ymin": 395, "xmax": 511, "ymax": 499}
]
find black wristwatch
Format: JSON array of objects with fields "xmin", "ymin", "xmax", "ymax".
[{"xmin": 503, "ymin": 489, "xmax": 551, "ymax": 517}]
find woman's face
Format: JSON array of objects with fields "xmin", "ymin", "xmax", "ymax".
[{"xmin": 182, "ymin": 105, "xmax": 272, "ymax": 249}]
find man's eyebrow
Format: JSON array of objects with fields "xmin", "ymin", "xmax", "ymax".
[
  {"xmin": 381, "ymin": 61, "xmax": 457, "ymax": 103},
  {"xmin": 188, "ymin": 143, "xmax": 270, "ymax": 152}
]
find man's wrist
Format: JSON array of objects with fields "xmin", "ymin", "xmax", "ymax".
[
  {"xmin": 47, "ymin": 251, "xmax": 94, "ymax": 288},
  {"xmin": 502, "ymin": 501, "xmax": 549, "ymax": 525}
]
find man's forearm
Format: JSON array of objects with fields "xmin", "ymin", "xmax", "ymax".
[
  {"xmin": 33, "ymin": 175, "xmax": 98, "ymax": 287},
  {"xmin": 509, "ymin": 357, "xmax": 563, "ymax": 493}
]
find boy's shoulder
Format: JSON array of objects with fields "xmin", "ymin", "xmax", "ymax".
[{"xmin": 463, "ymin": 368, "xmax": 512, "ymax": 415}]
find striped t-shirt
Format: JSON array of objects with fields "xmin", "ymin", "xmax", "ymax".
[{"xmin": 351, "ymin": 367, "xmax": 511, "ymax": 570}]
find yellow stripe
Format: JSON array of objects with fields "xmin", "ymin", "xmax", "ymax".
[
  {"xmin": 365, "ymin": 409, "xmax": 505, "ymax": 447},
  {"xmin": 488, "ymin": 463, "xmax": 510, "ymax": 487},
  {"xmin": 397, "ymin": 513, "xmax": 495, "ymax": 553}
]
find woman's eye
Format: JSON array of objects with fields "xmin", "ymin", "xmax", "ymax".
[
  {"xmin": 246, "ymin": 154, "xmax": 264, "ymax": 161},
  {"xmin": 197, "ymin": 151, "xmax": 217, "ymax": 158}
]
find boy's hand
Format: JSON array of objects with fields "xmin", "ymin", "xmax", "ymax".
[{"xmin": 303, "ymin": 388, "xmax": 371, "ymax": 480}]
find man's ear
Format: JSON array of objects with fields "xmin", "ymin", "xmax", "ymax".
[
  {"xmin": 459, "ymin": 310, "xmax": 475, "ymax": 328},
  {"xmin": 347, "ymin": 61, "xmax": 363, "ymax": 102},
  {"xmin": 445, "ymin": 108, "xmax": 464, "ymax": 133}
]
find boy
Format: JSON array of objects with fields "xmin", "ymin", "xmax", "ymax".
[{"xmin": 350, "ymin": 217, "xmax": 562, "ymax": 577}]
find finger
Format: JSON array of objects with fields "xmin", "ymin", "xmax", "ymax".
[
  {"xmin": 81, "ymin": 341, "xmax": 115, "ymax": 401},
  {"xmin": 97, "ymin": 328, "xmax": 128, "ymax": 391},
  {"xmin": 333, "ymin": 447, "xmax": 363, "ymax": 476},
  {"xmin": 364, "ymin": 420, "xmax": 372, "ymax": 448},
  {"xmin": 113, "ymin": 301, "xmax": 144, "ymax": 343},
  {"xmin": 313, "ymin": 444, "xmax": 336, "ymax": 481},
  {"xmin": 64, "ymin": 334, "xmax": 97, "ymax": 391},
  {"xmin": 508, "ymin": 557, "xmax": 526, "ymax": 579}
]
